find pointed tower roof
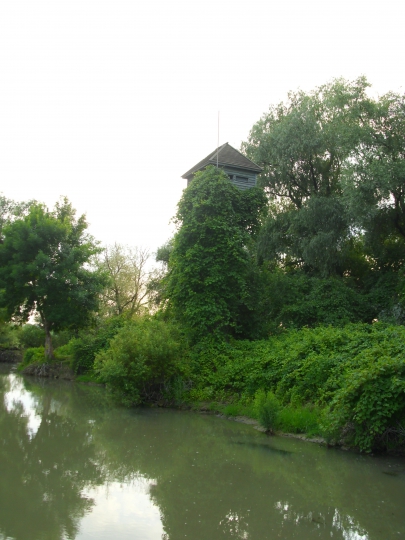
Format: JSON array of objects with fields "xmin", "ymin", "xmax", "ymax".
[{"xmin": 182, "ymin": 142, "xmax": 262, "ymax": 180}]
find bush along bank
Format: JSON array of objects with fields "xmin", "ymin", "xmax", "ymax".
[
  {"xmin": 17, "ymin": 316, "xmax": 126, "ymax": 381},
  {"xmin": 20, "ymin": 319, "xmax": 405, "ymax": 454},
  {"xmin": 91, "ymin": 320, "xmax": 405, "ymax": 453},
  {"xmin": 181, "ymin": 323, "xmax": 405, "ymax": 454}
]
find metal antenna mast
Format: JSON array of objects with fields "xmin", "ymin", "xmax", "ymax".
[{"xmin": 217, "ymin": 111, "xmax": 219, "ymax": 168}]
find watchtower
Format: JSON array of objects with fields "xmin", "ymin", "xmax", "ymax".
[{"xmin": 182, "ymin": 142, "xmax": 262, "ymax": 191}]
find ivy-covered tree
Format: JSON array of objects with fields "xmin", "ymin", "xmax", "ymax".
[
  {"xmin": 165, "ymin": 167, "xmax": 267, "ymax": 341},
  {"xmin": 146, "ymin": 239, "xmax": 174, "ymax": 310},
  {"xmin": 0, "ymin": 198, "xmax": 107, "ymax": 359}
]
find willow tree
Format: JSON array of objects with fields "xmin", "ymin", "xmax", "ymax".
[
  {"xmin": 241, "ymin": 78, "xmax": 405, "ymax": 324},
  {"xmin": 344, "ymin": 91, "xmax": 405, "ymax": 268},
  {"xmin": 241, "ymin": 77, "xmax": 371, "ymax": 276},
  {"xmin": 0, "ymin": 198, "xmax": 106, "ymax": 359}
]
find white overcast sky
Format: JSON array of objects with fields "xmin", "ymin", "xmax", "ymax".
[{"xmin": 1, "ymin": 0, "xmax": 404, "ymax": 255}]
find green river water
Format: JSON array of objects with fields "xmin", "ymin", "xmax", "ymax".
[{"xmin": 0, "ymin": 364, "xmax": 404, "ymax": 540}]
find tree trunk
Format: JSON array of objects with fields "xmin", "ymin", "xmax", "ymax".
[{"xmin": 43, "ymin": 319, "xmax": 54, "ymax": 360}]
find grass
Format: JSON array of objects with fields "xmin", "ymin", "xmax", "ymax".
[
  {"xmin": 189, "ymin": 394, "xmax": 323, "ymax": 438},
  {"xmin": 222, "ymin": 403, "xmax": 243, "ymax": 416},
  {"xmin": 276, "ymin": 405, "xmax": 323, "ymax": 436}
]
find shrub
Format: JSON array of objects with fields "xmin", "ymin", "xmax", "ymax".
[
  {"xmin": 54, "ymin": 342, "xmax": 75, "ymax": 361},
  {"xmin": 164, "ymin": 375, "xmax": 191, "ymax": 404},
  {"xmin": 222, "ymin": 404, "xmax": 241, "ymax": 417},
  {"xmin": 185, "ymin": 323, "xmax": 405, "ymax": 451},
  {"xmin": 254, "ymin": 390, "xmax": 280, "ymax": 432},
  {"xmin": 323, "ymin": 349, "xmax": 405, "ymax": 452},
  {"xmin": 94, "ymin": 318, "xmax": 184, "ymax": 405},
  {"xmin": 21, "ymin": 347, "xmax": 45, "ymax": 366},
  {"xmin": 277, "ymin": 405, "xmax": 322, "ymax": 435},
  {"xmin": 70, "ymin": 316, "xmax": 124, "ymax": 374}
]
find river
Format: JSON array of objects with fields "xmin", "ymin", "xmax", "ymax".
[{"xmin": 0, "ymin": 364, "xmax": 404, "ymax": 540}]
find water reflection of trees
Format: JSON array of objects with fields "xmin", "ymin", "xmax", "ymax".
[
  {"xmin": 0, "ymin": 377, "xmax": 106, "ymax": 540},
  {"xmin": 1, "ymin": 373, "xmax": 403, "ymax": 540},
  {"xmin": 92, "ymin": 411, "xmax": 404, "ymax": 540}
]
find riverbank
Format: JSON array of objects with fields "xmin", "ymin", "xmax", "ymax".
[
  {"xmin": 214, "ymin": 412, "xmax": 329, "ymax": 444},
  {"xmin": 17, "ymin": 359, "xmax": 331, "ymax": 448},
  {"xmin": 195, "ymin": 406, "xmax": 405, "ymax": 455},
  {"xmin": 21, "ymin": 360, "xmax": 75, "ymax": 379},
  {"xmin": 15, "ymin": 359, "xmax": 404, "ymax": 455},
  {"xmin": 192, "ymin": 403, "xmax": 351, "ymax": 450},
  {"xmin": 17, "ymin": 322, "xmax": 405, "ymax": 454}
]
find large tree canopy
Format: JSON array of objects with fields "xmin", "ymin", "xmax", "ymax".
[
  {"xmin": 165, "ymin": 167, "xmax": 267, "ymax": 341},
  {"xmin": 241, "ymin": 76, "xmax": 370, "ymax": 208},
  {"xmin": 240, "ymin": 77, "xmax": 405, "ymax": 324},
  {"xmin": 241, "ymin": 77, "xmax": 377, "ymax": 277},
  {"xmin": 0, "ymin": 198, "xmax": 106, "ymax": 358}
]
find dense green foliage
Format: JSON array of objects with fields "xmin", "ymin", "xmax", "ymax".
[
  {"xmin": 0, "ymin": 322, "xmax": 73, "ymax": 352},
  {"xmin": 69, "ymin": 316, "xmax": 124, "ymax": 375},
  {"xmin": 251, "ymin": 271, "xmax": 374, "ymax": 331},
  {"xmin": 253, "ymin": 390, "xmax": 280, "ymax": 432},
  {"xmin": 184, "ymin": 324, "xmax": 405, "ymax": 451},
  {"xmin": 241, "ymin": 78, "xmax": 369, "ymax": 277},
  {"xmin": 21, "ymin": 347, "xmax": 47, "ymax": 366},
  {"xmin": 164, "ymin": 166, "xmax": 267, "ymax": 340},
  {"xmin": 242, "ymin": 78, "xmax": 405, "ymax": 289},
  {"xmin": 94, "ymin": 318, "xmax": 184, "ymax": 405},
  {"xmin": 241, "ymin": 78, "xmax": 369, "ymax": 207}
]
